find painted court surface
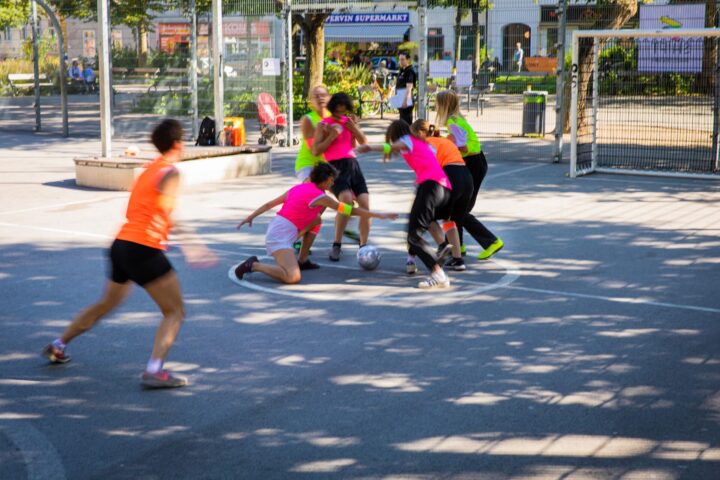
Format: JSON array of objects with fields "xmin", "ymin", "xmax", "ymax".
[{"xmin": 1, "ymin": 130, "xmax": 719, "ymax": 480}]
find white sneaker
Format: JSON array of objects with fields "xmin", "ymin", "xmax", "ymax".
[
  {"xmin": 406, "ymin": 258, "xmax": 418, "ymax": 275},
  {"xmin": 418, "ymin": 273, "xmax": 450, "ymax": 289}
]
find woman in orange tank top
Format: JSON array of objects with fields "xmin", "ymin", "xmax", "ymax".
[{"xmin": 42, "ymin": 119, "xmax": 217, "ymax": 389}]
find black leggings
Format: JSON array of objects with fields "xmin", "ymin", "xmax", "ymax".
[
  {"xmin": 459, "ymin": 151, "xmax": 496, "ymax": 249},
  {"xmin": 408, "ymin": 181, "xmax": 452, "ymax": 271}
]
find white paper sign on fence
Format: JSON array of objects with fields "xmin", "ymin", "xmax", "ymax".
[
  {"xmin": 429, "ymin": 60, "xmax": 453, "ymax": 79},
  {"xmin": 638, "ymin": 4, "xmax": 705, "ymax": 73},
  {"xmin": 456, "ymin": 60, "xmax": 473, "ymax": 87},
  {"xmin": 262, "ymin": 58, "xmax": 281, "ymax": 76}
]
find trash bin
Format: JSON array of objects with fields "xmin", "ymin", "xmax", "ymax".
[{"xmin": 522, "ymin": 90, "xmax": 547, "ymax": 136}]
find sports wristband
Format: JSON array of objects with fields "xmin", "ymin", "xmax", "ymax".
[
  {"xmin": 337, "ymin": 202, "xmax": 353, "ymax": 216},
  {"xmin": 383, "ymin": 143, "xmax": 391, "ymax": 155}
]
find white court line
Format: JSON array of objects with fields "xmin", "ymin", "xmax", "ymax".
[
  {"xmin": 0, "ymin": 420, "xmax": 67, "ymax": 480},
  {"xmin": 486, "ymin": 163, "xmax": 547, "ymax": 180},
  {"xmin": 500, "ymin": 284, "xmax": 720, "ymax": 314},
  {"xmin": 0, "ymin": 196, "xmax": 125, "ymax": 216},
  {"xmin": 0, "ymin": 221, "xmax": 110, "ymax": 239}
]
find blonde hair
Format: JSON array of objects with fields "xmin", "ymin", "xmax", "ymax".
[
  {"xmin": 309, "ymin": 84, "xmax": 329, "ymax": 115},
  {"xmin": 435, "ymin": 90, "xmax": 463, "ymax": 127}
]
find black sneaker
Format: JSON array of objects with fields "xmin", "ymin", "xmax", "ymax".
[
  {"xmin": 234, "ymin": 256, "xmax": 258, "ymax": 280},
  {"xmin": 299, "ymin": 259, "xmax": 320, "ymax": 270},
  {"xmin": 445, "ymin": 257, "xmax": 466, "ymax": 271},
  {"xmin": 329, "ymin": 244, "xmax": 342, "ymax": 262}
]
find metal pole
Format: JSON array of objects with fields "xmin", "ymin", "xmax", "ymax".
[
  {"xmin": 212, "ymin": 0, "xmax": 224, "ymax": 145},
  {"xmin": 569, "ymin": 31, "xmax": 579, "ymax": 178},
  {"xmin": 552, "ymin": 0, "xmax": 567, "ymax": 163},
  {"xmin": 591, "ymin": 38, "xmax": 599, "ymax": 171},
  {"xmin": 286, "ymin": 0, "xmax": 293, "ymax": 147},
  {"xmin": 714, "ymin": 36, "xmax": 720, "ymax": 171},
  {"xmin": 190, "ymin": 0, "xmax": 199, "ymax": 140},
  {"xmin": 36, "ymin": 0, "xmax": 68, "ymax": 137},
  {"xmin": 31, "ymin": 0, "xmax": 41, "ymax": 132},
  {"xmin": 97, "ymin": 0, "xmax": 112, "ymax": 157},
  {"xmin": 417, "ymin": 0, "xmax": 428, "ymax": 120}
]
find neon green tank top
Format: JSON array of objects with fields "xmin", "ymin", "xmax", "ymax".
[
  {"xmin": 294, "ymin": 110, "xmax": 326, "ymax": 171},
  {"xmin": 447, "ymin": 116, "xmax": 481, "ymax": 157}
]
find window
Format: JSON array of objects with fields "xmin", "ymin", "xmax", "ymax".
[
  {"xmin": 2, "ymin": 27, "xmax": 10, "ymax": 41},
  {"xmin": 460, "ymin": 25, "xmax": 485, "ymax": 63},
  {"xmin": 547, "ymin": 28, "xmax": 558, "ymax": 56},
  {"xmin": 428, "ymin": 28, "xmax": 444, "ymax": 60}
]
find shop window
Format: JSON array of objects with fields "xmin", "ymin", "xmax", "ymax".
[
  {"xmin": 547, "ymin": 28, "xmax": 558, "ymax": 57},
  {"xmin": 428, "ymin": 28, "xmax": 444, "ymax": 60}
]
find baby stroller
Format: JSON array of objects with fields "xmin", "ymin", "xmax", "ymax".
[{"xmin": 257, "ymin": 92, "xmax": 287, "ymax": 146}]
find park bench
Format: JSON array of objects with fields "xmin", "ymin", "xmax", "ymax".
[
  {"xmin": 148, "ymin": 67, "xmax": 190, "ymax": 94},
  {"xmin": 111, "ymin": 67, "xmax": 160, "ymax": 94},
  {"xmin": 74, "ymin": 145, "xmax": 272, "ymax": 191},
  {"xmin": 465, "ymin": 82, "xmax": 494, "ymax": 116},
  {"xmin": 8, "ymin": 73, "xmax": 53, "ymax": 96}
]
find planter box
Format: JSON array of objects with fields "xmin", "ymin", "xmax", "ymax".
[
  {"xmin": 74, "ymin": 146, "xmax": 272, "ymax": 191},
  {"xmin": 525, "ymin": 57, "xmax": 557, "ymax": 75}
]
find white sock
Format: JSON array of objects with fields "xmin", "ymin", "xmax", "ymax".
[
  {"xmin": 52, "ymin": 338, "xmax": 66, "ymax": 350},
  {"xmin": 432, "ymin": 269, "xmax": 448, "ymax": 281},
  {"xmin": 146, "ymin": 358, "xmax": 163, "ymax": 374}
]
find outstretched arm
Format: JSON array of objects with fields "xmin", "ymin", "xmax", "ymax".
[
  {"xmin": 237, "ymin": 191, "xmax": 288, "ymax": 228},
  {"xmin": 311, "ymin": 195, "xmax": 397, "ymax": 221},
  {"xmin": 355, "ymin": 141, "xmax": 409, "ymax": 161}
]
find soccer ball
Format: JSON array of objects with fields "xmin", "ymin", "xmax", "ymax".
[
  {"xmin": 357, "ymin": 245, "xmax": 381, "ymax": 271},
  {"xmin": 124, "ymin": 145, "xmax": 140, "ymax": 157}
]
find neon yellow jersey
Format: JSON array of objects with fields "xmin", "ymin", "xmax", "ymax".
[
  {"xmin": 447, "ymin": 116, "xmax": 481, "ymax": 157},
  {"xmin": 294, "ymin": 110, "xmax": 326, "ymax": 171}
]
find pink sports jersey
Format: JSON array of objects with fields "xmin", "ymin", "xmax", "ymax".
[
  {"xmin": 277, "ymin": 182, "xmax": 326, "ymax": 231},
  {"xmin": 320, "ymin": 116, "xmax": 356, "ymax": 161},
  {"xmin": 400, "ymin": 135, "xmax": 452, "ymax": 190}
]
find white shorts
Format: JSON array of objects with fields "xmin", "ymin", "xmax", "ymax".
[
  {"xmin": 265, "ymin": 216, "xmax": 299, "ymax": 255},
  {"xmin": 295, "ymin": 167, "xmax": 313, "ymax": 182}
]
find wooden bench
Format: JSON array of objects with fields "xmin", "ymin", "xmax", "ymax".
[
  {"xmin": 8, "ymin": 73, "xmax": 53, "ymax": 96},
  {"xmin": 74, "ymin": 145, "xmax": 273, "ymax": 191}
]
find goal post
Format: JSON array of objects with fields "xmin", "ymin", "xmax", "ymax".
[{"xmin": 570, "ymin": 28, "xmax": 720, "ymax": 179}]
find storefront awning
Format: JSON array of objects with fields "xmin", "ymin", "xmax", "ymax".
[{"xmin": 324, "ymin": 24, "xmax": 410, "ymax": 42}]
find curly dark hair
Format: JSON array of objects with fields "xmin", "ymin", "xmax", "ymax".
[
  {"xmin": 327, "ymin": 93, "xmax": 354, "ymax": 115},
  {"xmin": 151, "ymin": 118, "xmax": 184, "ymax": 154},
  {"xmin": 385, "ymin": 119, "xmax": 412, "ymax": 143},
  {"xmin": 309, "ymin": 162, "xmax": 338, "ymax": 185}
]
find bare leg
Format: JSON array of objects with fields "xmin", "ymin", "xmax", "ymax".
[
  {"xmin": 333, "ymin": 190, "xmax": 353, "ymax": 243},
  {"xmin": 61, "ymin": 281, "xmax": 132, "ymax": 344},
  {"xmin": 428, "ymin": 222, "xmax": 445, "ymax": 245},
  {"xmin": 298, "ymin": 230, "xmax": 318, "ymax": 264},
  {"xmin": 252, "ymin": 249, "xmax": 302, "ymax": 284},
  {"xmin": 143, "ymin": 271, "xmax": 185, "ymax": 361},
  {"xmin": 445, "ymin": 227, "xmax": 462, "ymax": 258},
  {"xmin": 356, "ymin": 193, "xmax": 371, "ymax": 245}
]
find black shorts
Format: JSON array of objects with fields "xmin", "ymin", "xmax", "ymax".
[
  {"xmin": 443, "ymin": 164, "xmax": 474, "ymax": 221},
  {"xmin": 108, "ymin": 239, "xmax": 173, "ymax": 286},
  {"xmin": 329, "ymin": 158, "xmax": 369, "ymax": 198}
]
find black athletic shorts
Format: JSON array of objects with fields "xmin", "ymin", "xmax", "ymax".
[
  {"xmin": 329, "ymin": 157, "xmax": 369, "ymax": 198},
  {"xmin": 108, "ymin": 239, "xmax": 173, "ymax": 286}
]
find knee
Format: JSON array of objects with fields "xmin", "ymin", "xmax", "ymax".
[
  {"xmin": 338, "ymin": 192, "xmax": 353, "ymax": 204},
  {"xmin": 284, "ymin": 271, "xmax": 301, "ymax": 284},
  {"xmin": 162, "ymin": 303, "xmax": 185, "ymax": 322}
]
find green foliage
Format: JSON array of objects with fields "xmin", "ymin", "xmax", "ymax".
[
  {"xmin": 0, "ymin": 56, "xmax": 60, "ymax": 96},
  {"xmin": 0, "ymin": 0, "xmax": 29, "ymax": 29},
  {"xmin": 22, "ymin": 33, "xmax": 57, "ymax": 63},
  {"xmin": 493, "ymin": 75, "xmax": 556, "ymax": 94}
]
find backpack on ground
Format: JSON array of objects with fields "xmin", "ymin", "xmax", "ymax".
[{"xmin": 196, "ymin": 116, "xmax": 216, "ymax": 146}]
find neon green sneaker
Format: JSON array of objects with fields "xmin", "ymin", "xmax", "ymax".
[
  {"xmin": 478, "ymin": 238, "xmax": 504, "ymax": 260},
  {"xmin": 460, "ymin": 244, "xmax": 467, "ymax": 257}
]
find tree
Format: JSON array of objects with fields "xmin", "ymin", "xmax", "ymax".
[
  {"xmin": 293, "ymin": 12, "xmax": 330, "ymax": 98},
  {"xmin": 0, "ymin": 0, "xmax": 30, "ymax": 30}
]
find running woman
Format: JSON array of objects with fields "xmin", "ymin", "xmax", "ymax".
[
  {"xmin": 294, "ymin": 84, "xmax": 329, "ymax": 182},
  {"xmin": 42, "ymin": 119, "xmax": 218, "ymax": 389},
  {"xmin": 435, "ymin": 90, "xmax": 503, "ymax": 260},
  {"xmin": 234, "ymin": 162, "xmax": 396, "ymax": 285},
  {"xmin": 357, "ymin": 120, "xmax": 453, "ymax": 289},
  {"xmin": 312, "ymin": 93, "xmax": 369, "ymax": 261}
]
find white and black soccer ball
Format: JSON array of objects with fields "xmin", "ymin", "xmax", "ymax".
[{"xmin": 357, "ymin": 245, "xmax": 381, "ymax": 271}]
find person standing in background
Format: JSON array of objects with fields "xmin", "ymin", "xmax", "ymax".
[
  {"xmin": 513, "ymin": 42, "xmax": 524, "ymax": 72},
  {"xmin": 395, "ymin": 52, "xmax": 416, "ymax": 125}
]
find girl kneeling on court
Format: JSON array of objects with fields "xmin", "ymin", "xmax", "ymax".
[
  {"xmin": 234, "ymin": 162, "xmax": 396, "ymax": 285},
  {"xmin": 356, "ymin": 120, "xmax": 453, "ymax": 289}
]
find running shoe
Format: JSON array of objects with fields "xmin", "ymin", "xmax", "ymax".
[
  {"xmin": 234, "ymin": 256, "xmax": 258, "ymax": 280},
  {"xmin": 436, "ymin": 242, "xmax": 453, "ymax": 261},
  {"xmin": 406, "ymin": 258, "xmax": 418, "ymax": 275},
  {"xmin": 418, "ymin": 274, "xmax": 450, "ymax": 289},
  {"xmin": 140, "ymin": 370, "xmax": 188, "ymax": 389},
  {"xmin": 329, "ymin": 244, "xmax": 342, "ymax": 262},
  {"xmin": 478, "ymin": 238, "xmax": 504, "ymax": 261},
  {"xmin": 460, "ymin": 244, "xmax": 467, "ymax": 257},
  {"xmin": 42, "ymin": 344, "xmax": 71, "ymax": 364},
  {"xmin": 299, "ymin": 259, "xmax": 320, "ymax": 270},
  {"xmin": 343, "ymin": 229, "xmax": 361, "ymax": 243},
  {"xmin": 445, "ymin": 257, "xmax": 466, "ymax": 271}
]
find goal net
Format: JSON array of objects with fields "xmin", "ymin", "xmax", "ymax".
[{"xmin": 570, "ymin": 29, "xmax": 720, "ymax": 179}]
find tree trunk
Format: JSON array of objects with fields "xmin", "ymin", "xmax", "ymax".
[
  {"xmin": 138, "ymin": 22, "xmax": 148, "ymax": 67},
  {"xmin": 295, "ymin": 13, "xmax": 329, "ymax": 99},
  {"xmin": 563, "ymin": 0, "xmax": 638, "ymax": 133},
  {"xmin": 472, "ymin": 8, "xmax": 481, "ymax": 75},
  {"xmin": 454, "ymin": 7, "xmax": 463, "ymax": 67}
]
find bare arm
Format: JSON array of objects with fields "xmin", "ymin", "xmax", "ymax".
[
  {"xmin": 345, "ymin": 116, "xmax": 367, "ymax": 145},
  {"xmin": 237, "ymin": 191, "xmax": 288, "ymax": 228},
  {"xmin": 355, "ymin": 140, "xmax": 409, "ymax": 158},
  {"xmin": 300, "ymin": 115, "xmax": 315, "ymax": 146},
  {"xmin": 402, "ymin": 82, "xmax": 414, "ymax": 108},
  {"xmin": 311, "ymin": 122, "xmax": 339, "ymax": 156},
  {"xmin": 311, "ymin": 195, "xmax": 397, "ymax": 221}
]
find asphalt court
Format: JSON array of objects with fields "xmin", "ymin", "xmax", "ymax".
[{"xmin": 1, "ymin": 134, "xmax": 720, "ymax": 480}]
